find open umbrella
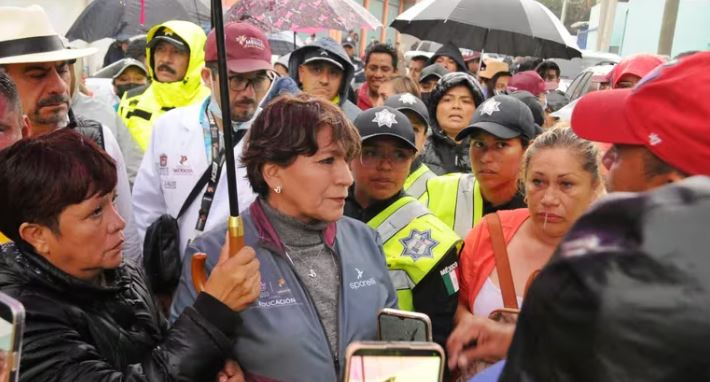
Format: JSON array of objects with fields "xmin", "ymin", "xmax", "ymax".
[
  {"xmin": 268, "ymin": 31, "xmax": 304, "ymax": 56},
  {"xmin": 66, "ymin": 0, "xmax": 211, "ymax": 42},
  {"xmin": 391, "ymin": 0, "xmax": 581, "ymax": 59},
  {"xmin": 225, "ymin": 0, "xmax": 382, "ymax": 34}
]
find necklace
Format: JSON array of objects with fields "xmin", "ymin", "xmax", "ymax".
[{"xmin": 283, "ymin": 244, "xmax": 336, "ymax": 279}]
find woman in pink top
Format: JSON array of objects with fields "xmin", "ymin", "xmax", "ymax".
[{"xmin": 455, "ymin": 126, "xmax": 603, "ymax": 321}]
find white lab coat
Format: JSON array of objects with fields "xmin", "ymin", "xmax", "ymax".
[
  {"xmin": 100, "ymin": 124, "xmax": 142, "ymax": 260},
  {"xmin": 132, "ymin": 100, "xmax": 256, "ymax": 259}
]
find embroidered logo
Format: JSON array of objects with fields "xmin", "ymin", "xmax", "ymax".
[
  {"xmin": 399, "ymin": 229, "xmax": 438, "ymax": 261},
  {"xmin": 356, "ymin": 268, "xmax": 364, "ymax": 279},
  {"xmin": 179, "ymin": 155, "xmax": 188, "ymax": 165},
  {"xmin": 399, "ymin": 93, "xmax": 417, "ymax": 105},
  {"xmin": 319, "ymin": 49, "xmax": 329, "ymax": 56},
  {"xmin": 159, "ymin": 153, "xmax": 167, "ymax": 168},
  {"xmin": 236, "ymin": 35, "xmax": 266, "ymax": 50},
  {"xmin": 480, "ymin": 99, "xmax": 501, "ymax": 116},
  {"xmin": 372, "ymin": 109, "xmax": 398, "ymax": 128},
  {"xmin": 649, "ymin": 133, "xmax": 662, "ymax": 146}
]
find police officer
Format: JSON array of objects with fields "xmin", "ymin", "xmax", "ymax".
[
  {"xmin": 384, "ymin": 93, "xmax": 436, "ymax": 199},
  {"xmin": 345, "ymin": 106, "xmax": 462, "ymax": 346},
  {"xmin": 422, "ymin": 95, "xmax": 541, "ymax": 238}
]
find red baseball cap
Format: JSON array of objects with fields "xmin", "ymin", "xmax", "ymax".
[
  {"xmin": 508, "ymin": 71, "xmax": 545, "ymax": 97},
  {"xmin": 609, "ymin": 53, "xmax": 666, "ymax": 88},
  {"xmin": 205, "ymin": 22, "xmax": 272, "ymax": 73},
  {"xmin": 572, "ymin": 51, "xmax": 710, "ymax": 176}
]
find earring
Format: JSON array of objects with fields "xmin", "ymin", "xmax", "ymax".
[{"xmin": 274, "ymin": 185, "xmax": 282, "ymax": 194}]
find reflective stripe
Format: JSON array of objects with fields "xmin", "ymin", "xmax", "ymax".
[
  {"xmin": 389, "ymin": 269, "xmax": 415, "ymax": 291},
  {"xmin": 453, "ymin": 174, "xmax": 476, "ymax": 238},
  {"xmin": 375, "ymin": 200, "xmax": 430, "ymax": 243},
  {"xmin": 405, "ymin": 168, "xmax": 436, "ymax": 199}
]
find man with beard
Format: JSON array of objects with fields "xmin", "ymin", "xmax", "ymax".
[
  {"xmin": 118, "ymin": 20, "xmax": 210, "ymax": 152},
  {"xmin": 0, "ymin": 5, "xmax": 141, "ymax": 259},
  {"xmin": 132, "ymin": 22, "xmax": 300, "ymax": 264}
]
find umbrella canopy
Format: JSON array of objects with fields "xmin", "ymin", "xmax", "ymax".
[
  {"xmin": 268, "ymin": 31, "xmax": 304, "ymax": 56},
  {"xmin": 225, "ymin": 0, "xmax": 382, "ymax": 34},
  {"xmin": 66, "ymin": 0, "xmax": 210, "ymax": 42},
  {"xmin": 391, "ymin": 0, "xmax": 581, "ymax": 59}
]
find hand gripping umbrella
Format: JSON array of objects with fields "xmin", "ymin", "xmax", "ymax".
[{"xmin": 191, "ymin": 0, "xmax": 244, "ymax": 292}]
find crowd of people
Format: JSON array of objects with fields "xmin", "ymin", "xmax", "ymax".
[{"xmin": 0, "ymin": 3, "xmax": 709, "ymax": 381}]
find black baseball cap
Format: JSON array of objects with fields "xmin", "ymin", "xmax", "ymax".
[
  {"xmin": 353, "ymin": 106, "xmax": 417, "ymax": 150},
  {"xmin": 384, "ymin": 92, "xmax": 430, "ymax": 126},
  {"xmin": 456, "ymin": 94, "xmax": 539, "ymax": 141},
  {"xmin": 509, "ymin": 90, "xmax": 545, "ymax": 127},
  {"xmin": 302, "ymin": 48, "xmax": 344, "ymax": 71},
  {"xmin": 148, "ymin": 27, "xmax": 189, "ymax": 52},
  {"xmin": 419, "ymin": 63, "xmax": 448, "ymax": 83}
]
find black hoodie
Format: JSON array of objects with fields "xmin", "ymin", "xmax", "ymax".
[
  {"xmin": 288, "ymin": 37, "xmax": 361, "ymax": 120},
  {"xmin": 426, "ymin": 42, "xmax": 468, "ymax": 73},
  {"xmin": 420, "ymin": 72, "xmax": 484, "ymax": 175}
]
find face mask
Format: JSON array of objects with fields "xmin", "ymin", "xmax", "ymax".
[
  {"xmin": 208, "ymin": 95, "xmax": 251, "ymax": 131},
  {"xmin": 115, "ymin": 83, "xmax": 143, "ymax": 98}
]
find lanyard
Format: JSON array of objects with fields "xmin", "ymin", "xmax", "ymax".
[{"xmin": 195, "ymin": 109, "xmax": 225, "ymax": 232}]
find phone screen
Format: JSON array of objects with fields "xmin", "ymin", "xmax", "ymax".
[
  {"xmin": 378, "ymin": 314, "xmax": 428, "ymax": 342},
  {"xmin": 0, "ymin": 314, "xmax": 14, "ymax": 382},
  {"xmin": 347, "ymin": 350, "xmax": 442, "ymax": 382}
]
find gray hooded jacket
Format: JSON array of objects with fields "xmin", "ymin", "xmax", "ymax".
[{"xmin": 288, "ymin": 37, "xmax": 361, "ymax": 120}]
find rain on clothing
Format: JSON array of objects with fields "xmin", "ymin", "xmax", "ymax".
[
  {"xmin": 501, "ymin": 176, "xmax": 710, "ymax": 382},
  {"xmin": 288, "ymin": 37, "xmax": 361, "ymax": 121},
  {"xmin": 170, "ymin": 199, "xmax": 397, "ymax": 382},
  {"xmin": 345, "ymin": 192, "xmax": 462, "ymax": 346},
  {"xmin": 118, "ymin": 21, "xmax": 210, "ymax": 152},
  {"xmin": 0, "ymin": 242, "xmax": 237, "ymax": 382}
]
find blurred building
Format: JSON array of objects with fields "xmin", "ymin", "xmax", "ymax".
[{"xmin": 586, "ymin": 0, "xmax": 710, "ymax": 57}]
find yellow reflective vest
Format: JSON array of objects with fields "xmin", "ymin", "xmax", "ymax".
[
  {"xmin": 0, "ymin": 232, "xmax": 8, "ymax": 245},
  {"xmin": 118, "ymin": 20, "xmax": 210, "ymax": 151},
  {"xmin": 367, "ymin": 195, "xmax": 462, "ymax": 311},
  {"xmin": 404, "ymin": 163, "xmax": 436, "ymax": 199},
  {"xmin": 421, "ymin": 173, "xmax": 483, "ymax": 238}
]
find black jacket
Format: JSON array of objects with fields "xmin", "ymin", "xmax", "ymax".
[
  {"xmin": 421, "ymin": 72, "xmax": 484, "ymax": 175},
  {"xmin": 426, "ymin": 42, "xmax": 467, "ymax": 73},
  {"xmin": 0, "ymin": 243, "xmax": 236, "ymax": 381}
]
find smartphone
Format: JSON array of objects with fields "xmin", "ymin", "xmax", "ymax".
[
  {"xmin": 377, "ymin": 308, "xmax": 432, "ymax": 342},
  {"xmin": 0, "ymin": 293, "xmax": 24, "ymax": 382},
  {"xmin": 344, "ymin": 341, "xmax": 445, "ymax": 382}
]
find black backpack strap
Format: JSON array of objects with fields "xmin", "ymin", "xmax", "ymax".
[{"xmin": 176, "ymin": 166, "xmax": 211, "ymax": 219}]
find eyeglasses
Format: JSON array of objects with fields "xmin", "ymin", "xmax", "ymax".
[
  {"xmin": 227, "ymin": 72, "xmax": 274, "ymax": 91},
  {"xmin": 360, "ymin": 147, "xmax": 414, "ymax": 167}
]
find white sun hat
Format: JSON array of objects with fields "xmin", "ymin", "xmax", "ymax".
[{"xmin": 0, "ymin": 5, "xmax": 97, "ymax": 65}]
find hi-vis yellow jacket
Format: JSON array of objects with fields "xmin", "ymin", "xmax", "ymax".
[
  {"xmin": 367, "ymin": 195, "xmax": 462, "ymax": 311},
  {"xmin": 118, "ymin": 20, "xmax": 210, "ymax": 152},
  {"xmin": 421, "ymin": 172, "xmax": 484, "ymax": 238}
]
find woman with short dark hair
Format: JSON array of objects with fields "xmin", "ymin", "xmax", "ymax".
[
  {"xmin": 0, "ymin": 129, "xmax": 264, "ymax": 381},
  {"xmin": 170, "ymin": 94, "xmax": 397, "ymax": 382}
]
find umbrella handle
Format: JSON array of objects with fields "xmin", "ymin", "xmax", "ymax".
[{"xmin": 191, "ymin": 216, "xmax": 245, "ymax": 293}]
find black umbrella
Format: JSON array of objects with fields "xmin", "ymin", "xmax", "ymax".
[
  {"xmin": 191, "ymin": 0, "xmax": 245, "ymax": 292},
  {"xmin": 66, "ymin": 0, "xmax": 210, "ymax": 42},
  {"xmin": 391, "ymin": 0, "xmax": 582, "ymax": 59}
]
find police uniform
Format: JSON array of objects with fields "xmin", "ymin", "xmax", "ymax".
[
  {"xmin": 384, "ymin": 93, "xmax": 436, "ymax": 199},
  {"xmin": 422, "ymin": 95, "xmax": 541, "ymax": 238},
  {"xmin": 346, "ymin": 106, "xmax": 462, "ymax": 346}
]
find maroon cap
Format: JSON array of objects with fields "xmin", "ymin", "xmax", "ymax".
[
  {"xmin": 572, "ymin": 52, "xmax": 710, "ymax": 176},
  {"xmin": 508, "ymin": 70, "xmax": 545, "ymax": 97},
  {"xmin": 205, "ymin": 22, "xmax": 272, "ymax": 73}
]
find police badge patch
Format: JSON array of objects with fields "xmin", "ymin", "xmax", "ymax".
[{"xmin": 399, "ymin": 229, "xmax": 438, "ymax": 261}]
